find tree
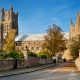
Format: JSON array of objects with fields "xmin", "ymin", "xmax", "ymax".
[
  {"xmin": 3, "ymin": 29, "xmax": 16, "ymax": 53},
  {"xmin": 43, "ymin": 24, "xmax": 66, "ymax": 57}
]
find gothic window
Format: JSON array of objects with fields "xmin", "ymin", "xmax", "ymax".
[
  {"xmin": 16, "ymin": 47, "xmax": 19, "ymax": 51},
  {"xmin": 31, "ymin": 47, "xmax": 34, "ymax": 51},
  {"xmin": 42, "ymin": 47, "xmax": 44, "ymax": 50},
  {"xmin": 16, "ymin": 43, "xmax": 19, "ymax": 46},
  {"xmin": 7, "ymin": 25, "xmax": 8, "ymax": 29},
  {"xmin": 28, "ymin": 42, "xmax": 30, "ymax": 46},
  {"xmin": 8, "ymin": 25, "xmax": 10, "ymax": 29},
  {"xmin": 16, "ymin": 43, "xmax": 21, "ymax": 46},
  {"xmin": 3, "ymin": 32, "xmax": 7, "ymax": 39},
  {"xmin": 36, "ymin": 47, "xmax": 39, "ymax": 51},
  {"xmin": 22, "ymin": 47, "xmax": 25, "ymax": 51},
  {"xmin": 4, "ymin": 13, "xmax": 9, "ymax": 21}
]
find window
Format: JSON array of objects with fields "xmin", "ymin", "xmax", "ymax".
[
  {"xmin": 42, "ymin": 47, "xmax": 44, "ymax": 50},
  {"xmin": 22, "ymin": 47, "xmax": 25, "ymax": 51},
  {"xmin": 7, "ymin": 25, "xmax": 8, "ymax": 29},
  {"xmin": 16, "ymin": 47, "xmax": 19, "ymax": 51},
  {"xmin": 16, "ymin": 43, "xmax": 18, "ymax": 46},
  {"xmin": 16, "ymin": 43, "xmax": 21, "ymax": 46},
  {"xmin": 31, "ymin": 47, "xmax": 34, "ymax": 51},
  {"xmin": 36, "ymin": 47, "xmax": 39, "ymax": 51}
]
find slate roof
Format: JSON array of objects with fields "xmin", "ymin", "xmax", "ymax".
[{"xmin": 15, "ymin": 32, "xmax": 69, "ymax": 41}]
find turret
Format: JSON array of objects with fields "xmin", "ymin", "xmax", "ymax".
[
  {"xmin": 70, "ymin": 19, "xmax": 73, "ymax": 40},
  {"xmin": 1, "ymin": 8, "xmax": 4, "ymax": 21},
  {"xmin": 10, "ymin": 5, "xmax": 13, "ymax": 22},
  {"xmin": 70, "ymin": 18, "xmax": 73, "ymax": 27},
  {"xmin": 16, "ymin": 11, "xmax": 18, "ymax": 22},
  {"xmin": 76, "ymin": 12, "xmax": 80, "ymax": 25},
  {"xmin": 10, "ymin": 5, "xmax": 13, "ymax": 11}
]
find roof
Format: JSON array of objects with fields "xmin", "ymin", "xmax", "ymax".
[
  {"xmin": 15, "ymin": 34, "xmax": 46, "ymax": 41},
  {"xmin": 15, "ymin": 32, "xmax": 69, "ymax": 41},
  {"xmin": 63, "ymin": 32, "xmax": 69, "ymax": 39}
]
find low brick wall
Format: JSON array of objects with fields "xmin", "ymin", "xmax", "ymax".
[{"xmin": 0, "ymin": 57, "xmax": 53, "ymax": 71}]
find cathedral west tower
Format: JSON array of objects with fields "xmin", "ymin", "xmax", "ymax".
[{"xmin": 0, "ymin": 5, "xmax": 18, "ymax": 49}]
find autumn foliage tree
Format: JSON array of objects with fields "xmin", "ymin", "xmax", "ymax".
[
  {"xmin": 43, "ymin": 24, "xmax": 66, "ymax": 57},
  {"xmin": 3, "ymin": 29, "xmax": 16, "ymax": 53}
]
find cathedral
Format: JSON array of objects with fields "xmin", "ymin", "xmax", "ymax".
[
  {"xmin": 1, "ymin": 6, "xmax": 80, "ymax": 53},
  {"xmin": 0, "ymin": 6, "xmax": 18, "ymax": 49},
  {"xmin": 70, "ymin": 12, "xmax": 80, "ymax": 39}
]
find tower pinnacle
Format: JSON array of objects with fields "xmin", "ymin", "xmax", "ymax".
[{"xmin": 10, "ymin": 5, "xmax": 13, "ymax": 11}]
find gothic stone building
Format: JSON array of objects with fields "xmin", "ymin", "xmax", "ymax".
[
  {"xmin": 70, "ymin": 12, "xmax": 80, "ymax": 39},
  {"xmin": 15, "ymin": 34, "xmax": 46, "ymax": 53},
  {"xmin": 0, "ymin": 6, "xmax": 69, "ymax": 53},
  {"xmin": 0, "ymin": 6, "xmax": 18, "ymax": 49},
  {"xmin": 15, "ymin": 33, "xmax": 69, "ymax": 53},
  {"xmin": 63, "ymin": 12, "xmax": 80, "ymax": 60}
]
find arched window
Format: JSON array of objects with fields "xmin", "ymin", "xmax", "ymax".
[
  {"xmin": 37, "ymin": 47, "xmax": 39, "ymax": 51},
  {"xmin": 31, "ymin": 47, "xmax": 34, "ymax": 51},
  {"xmin": 22, "ymin": 47, "xmax": 25, "ymax": 51}
]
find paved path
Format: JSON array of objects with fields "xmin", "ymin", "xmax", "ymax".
[
  {"xmin": 0, "ymin": 63, "xmax": 55, "ymax": 77},
  {"xmin": 0, "ymin": 62, "xmax": 80, "ymax": 80}
]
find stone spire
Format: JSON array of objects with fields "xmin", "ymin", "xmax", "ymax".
[
  {"xmin": 10, "ymin": 5, "xmax": 13, "ymax": 22},
  {"xmin": 1, "ymin": 7, "xmax": 4, "ymax": 21},
  {"xmin": 70, "ymin": 18, "xmax": 73, "ymax": 26},
  {"xmin": 10, "ymin": 5, "xmax": 13, "ymax": 11}
]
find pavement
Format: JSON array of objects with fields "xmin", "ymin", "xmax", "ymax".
[
  {"xmin": 0, "ymin": 62, "xmax": 79, "ymax": 80},
  {"xmin": 0, "ymin": 63, "xmax": 56, "ymax": 77}
]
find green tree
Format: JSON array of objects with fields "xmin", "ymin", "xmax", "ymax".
[{"xmin": 43, "ymin": 24, "xmax": 66, "ymax": 57}]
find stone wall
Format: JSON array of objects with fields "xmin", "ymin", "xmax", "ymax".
[
  {"xmin": 17, "ymin": 57, "xmax": 53, "ymax": 69},
  {"xmin": 0, "ymin": 59, "xmax": 14, "ymax": 71},
  {"xmin": 0, "ymin": 57, "xmax": 53, "ymax": 71}
]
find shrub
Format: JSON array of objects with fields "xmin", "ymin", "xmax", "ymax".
[
  {"xmin": 0, "ymin": 51, "xmax": 24, "ymax": 60},
  {"xmin": 18, "ymin": 52, "xmax": 24, "ymax": 59},
  {"xmin": 37, "ymin": 50, "xmax": 49, "ymax": 58},
  {"xmin": 8, "ymin": 51, "xmax": 24, "ymax": 59},
  {"xmin": 28, "ymin": 52, "xmax": 37, "ymax": 57},
  {"xmin": 0, "ymin": 53, "xmax": 4, "ymax": 59},
  {"xmin": 37, "ymin": 50, "xmax": 50, "ymax": 58},
  {"xmin": 0, "ymin": 53, "xmax": 9, "ymax": 59},
  {"xmin": 37, "ymin": 53, "xmax": 48, "ymax": 58}
]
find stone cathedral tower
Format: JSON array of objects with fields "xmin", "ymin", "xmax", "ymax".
[
  {"xmin": 70, "ymin": 12, "xmax": 80, "ymax": 40},
  {"xmin": 0, "ymin": 5, "xmax": 18, "ymax": 49}
]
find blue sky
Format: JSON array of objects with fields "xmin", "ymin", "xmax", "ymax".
[{"xmin": 0, "ymin": 0, "xmax": 80, "ymax": 34}]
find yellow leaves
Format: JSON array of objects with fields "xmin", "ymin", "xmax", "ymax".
[{"xmin": 3, "ymin": 29, "xmax": 16, "ymax": 53}]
